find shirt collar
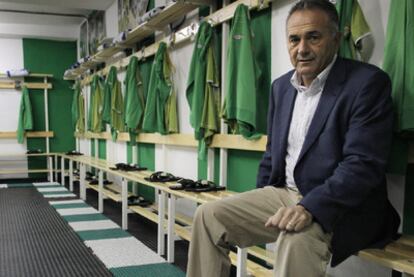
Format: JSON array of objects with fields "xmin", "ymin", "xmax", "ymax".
[{"xmin": 290, "ymin": 54, "xmax": 337, "ymax": 96}]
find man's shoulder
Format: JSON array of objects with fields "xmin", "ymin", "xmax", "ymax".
[
  {"xmin": 271, "ymin": 69, "xmax": 295, "ymax": 90},
  {"xmin": 336, "ymin": 57, "xmax": 390, "ymax": 81}
]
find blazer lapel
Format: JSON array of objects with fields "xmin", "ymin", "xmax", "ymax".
[{"xmin": 296, "ymin": 58, "xmax": 347, "ymax": 164}]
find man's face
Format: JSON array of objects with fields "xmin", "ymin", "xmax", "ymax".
[{"xmin": 286, "ymin": 9, "xmax": 340, "ymax": 86}]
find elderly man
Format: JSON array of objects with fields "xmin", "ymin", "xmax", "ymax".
[{"xmin": 187, "ymin": 0, "xmax": 400, "ymax": 276}]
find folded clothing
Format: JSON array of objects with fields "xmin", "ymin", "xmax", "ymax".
[
  {"xmin": 70, "ymin": 62, "xmax": 80, "ymax": 69},
  {"xmin": 140, "ymin": 6, "xmax": 165, "ymax": 23},
  {"xmin": 113, "ymin": 30, "xmax": 130, "ymax": 44},
  {"xmin": 77, "ymin": 56, "xmax": 90, "ymax": 64},
  {"xmin": 97, "ymin": 42, "xmax": 113, "ymax": 52},
  {"xmin": 7, "ymin": 69, "xmax": 29, "ymax": 77}
]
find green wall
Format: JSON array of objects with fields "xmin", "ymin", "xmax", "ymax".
[{"xmin": 23, "ymin": 38, "xmax": 77, "ymax": 175}]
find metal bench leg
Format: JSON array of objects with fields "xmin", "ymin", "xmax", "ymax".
[
  {"xmin": 236, "ymin": 247, "xmax": 248, "ymax": 277},
  {"xmin": 167, "ymin": 193, "xmax": 176, "ymax": 263},
  {"xmin": 69, "ymin": 160, "xmax": 73, "ymax": 191},
  {"xmin": 61, "ymin": 156, "xmax": 65, "ymax": 186},
  {"xmin": 98, "ymin": 170, "xmax": 104, "ymax": 213},
  {"xmin": 79, "ymin": 164, "xmax": 86, "ymax": 200},
  {"xmin": 157, "ymin": 190, "xmax": 166, "ymax": 256},
  {"xmin": 121, "ymin": 178, "xmax": 128, "ymax": 230},
  {"xmin": 54, "ymin": 154, "xmax": 58, "ymax": 181},
  {"xmin": 48, "ymin": 156, "xmax": 53, "ymax": 183}
]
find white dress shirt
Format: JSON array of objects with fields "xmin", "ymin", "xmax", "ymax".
[{"xmin": 285, "ymin": 55, "xmax": 337, "ymax": 189}]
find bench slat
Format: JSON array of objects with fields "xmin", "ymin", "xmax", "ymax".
[
  {"xmin": 386, "ymin": 241, "xmax": 414, "ymax": 260},
  {"xmin": 358, "ymin": 248, "xmax": 414, "ymax": 275}
]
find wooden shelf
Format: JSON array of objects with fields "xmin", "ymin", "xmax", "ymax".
[
  {"xmin": 0, "ymin": 131, "xmax": 54, "ymax": 139},
  {"xmin": 210, "ymin": 134, "xmax": 266, "ymax": 151},
  {"xmin": 81, "ymin": 59, "xmax": 102, "ymax": 70},
  {"xmin": 118, "ymin": 25, "xmax": 154, "ymax": 47},
  {"xmin": 69, "ymin": 0, "xmax": 275, "ymax": 88},
  {"xmin": 75, "ymin": 131, "xmax": 266, "ymax": 152},
  {"xmin": 119, "ymin": 1, "xmax": 198, "ymax": 46},
  {"xmin": 67, "ymin": 1, "xmax": 203, "ymax": 80},
  {"xmin": 0, "ymin": 73, "xmax": 53, "ymax": 78},
  {"xmin": 81, "ymin": 22, "xmax": 197, "ymax": 86},
  {"xmin": 0, "ymin": 82, "xmax": 52, "ymax": 90},
  {"xmin": 145, "ymin": 1, "xmax": 198, "ymax": 30},
  {"xmin": 129, "ymin": 205, "xmax": 159, "ymax": 222},
  {"xmin": 0, "ymin": 169, "xmax": 50, "ymax": 174},
  {"xmin": 0, "ymin": 153, "xmax": 55, "ymax": 158},
  {"xmin": 86, "ymin": 183, "xmax": 133, "ymax": 202},
  {"xmin": 357, "ymin": 235, "xmax": 414, "ymax": 274},
  {"xmin": 93, "ymin": 45, "xmax": 125, "ymax": 61},
  {"xmin": 63, "ymin": 70, "xmax": 78, "ymax": 80},
  {"xmin": 27, "ymin": 73, "xmax": 53, "ymax": 78}
]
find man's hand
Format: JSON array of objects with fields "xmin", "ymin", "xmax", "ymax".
[{"xmin": 265, "ymin": 205, "xmax": 313, "ymax": 232}]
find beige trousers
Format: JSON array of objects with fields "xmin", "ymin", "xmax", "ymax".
[{"xmin": 187, "ymin": 186, "xmax": 332, "ymax": 277}]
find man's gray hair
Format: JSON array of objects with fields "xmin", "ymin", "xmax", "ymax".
[{"xmin": 287, "ymin": 0, "xmax": 339, "ymax": 32}]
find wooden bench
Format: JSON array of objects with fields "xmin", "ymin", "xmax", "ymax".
[{"xmin": 0, "ymin": 153, "xmax": 57, "ymax": 181}]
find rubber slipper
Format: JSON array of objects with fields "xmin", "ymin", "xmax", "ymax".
[
  {"xmin": 169, "ymin": 179, "xmax": 196, "ymax": 190},
  {"xmin": 144, "ymin": 171, "xmax": 181, "ymax": 182}
]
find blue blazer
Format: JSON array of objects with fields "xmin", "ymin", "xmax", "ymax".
[{"xmin": 257, "ymin": 57, "xmax": 400, "ymax": 266}]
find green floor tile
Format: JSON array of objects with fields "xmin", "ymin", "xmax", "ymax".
[
  {"xmin": 77, "ymin": 228, "xmax": 131, "ymax": 241},
  {"xmin": 110, "ymin": 263, "xmax": 185, "ymax": 277},
  {"xmin": 63, "ymin": 213, "xmax": 108, "ymax": 222}
]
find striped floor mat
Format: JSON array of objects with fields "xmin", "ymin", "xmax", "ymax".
[{"xmin": 2, "ymin": 182, "xmax": 185, "ymax": 277}]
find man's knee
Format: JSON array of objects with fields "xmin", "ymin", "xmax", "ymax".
[
  {"xmin": 276, "ymin": 227, "xmax": 331, "ymax": 260},
  {"xmin": 194, "ymin": 201, "xmax": 223, "ymax": 224}
]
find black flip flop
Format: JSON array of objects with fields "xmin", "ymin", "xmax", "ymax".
[
  {"xmin": 186, "ymin": 180, "xmax": 225, "ymax": 192},
  {"xmin": 127, "ymin": 196, "xmax": 151, "ymax": 207},
  {"xmin": 169, "ymin": 179, "xmax": 196, "ymax": 190},
  {"xmin": 144, "ymin": 171, "xmax": 181, "ymax": 182}
]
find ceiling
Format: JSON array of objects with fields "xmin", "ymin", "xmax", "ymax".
[{"xmin": 0, "ymin": 0, "xmax": 115, "ymax": 25}]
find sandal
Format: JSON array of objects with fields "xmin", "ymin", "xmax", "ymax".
[
  {"xmin": 110, "ymin": 163, "xmax": 147, "ymax": 171},
  {"xmin": 26, "ymin": 149, "xmax": 43, "ymax": 154},
  {"xmin": 169, "ymin": 178, "xmax": 196, "ymax": 190},
  {"xmin": 85, "ymin": 175, "xmax": 97, "ymax": 182},
  {"xmin": 144, "ymin": 171, "xmax": 181, "ymax": 182},
  {"xmin": 186, "ymin": 180, "xmax": 225, "ymax": 192},
  {"xmin": 124, "ymin": 164, "xmax": 147, "ymax": 172},
  {"xmin": 127, "ymin": 196, "xmax": 152, "ymax": 207},
  {"xmin": 65, "ymin": 150, "xmax": 83, "ymax": 156}
]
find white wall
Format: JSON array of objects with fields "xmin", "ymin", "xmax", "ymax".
[
  {"xmin": 105, "ymin": 0, "xmax": 118, "ymax": 39},
  {"xmin": 0, "ymin": 38, "xmax": 28, "ymax": 179},
  {"xmin": 0, "ymin": 23, "xmax": 78, "ymax": 41}
]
